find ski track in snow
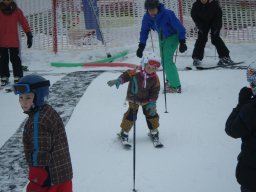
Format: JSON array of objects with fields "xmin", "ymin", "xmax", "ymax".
[{"xmin": 0, "ymin": 71, "xmax": 102, "ymax": 192}]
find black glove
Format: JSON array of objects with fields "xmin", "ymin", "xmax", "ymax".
[
  {"xmin": 136, "ymin": 43, "xmax": 145, "ymax": 58},
  {"xmin": 26, "ymin": 32, "xmax": 33, "ymax": 48},
  {"xmin": 179, "ymin": 39, "xmax": 187, "ymax": 53},
  {"xmin": 238, "ymin": 87, "xmax": 253, "ymax": 106}
]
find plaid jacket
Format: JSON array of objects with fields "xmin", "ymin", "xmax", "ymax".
[
  {"xmin": 23, "ymin": 104, "xmax": 73, "ymax": 185},
  {"xmin": 119, "ymin": 68, "xmax": 160, "ymax": 105}
]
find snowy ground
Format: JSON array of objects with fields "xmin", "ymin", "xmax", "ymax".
[{"xmin": 0, "ymin": 41, "xmax": 256, "ymax": 192}]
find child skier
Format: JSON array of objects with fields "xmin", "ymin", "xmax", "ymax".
[
  {"xmin": 225, "ymin": 63, "xmax": 256, "ymax": 192},
  {"xmin": 107, "ymin": 54, "xmax": 161, "ymax": 145},
  {"xmin": 13, "ymin": 74, "xmax": 73, "ymax": 192}
]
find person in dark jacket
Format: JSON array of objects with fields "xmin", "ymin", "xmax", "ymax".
[
  {"xmin": 191, "ymin": 0, "xmax": 234, "ymax": 66},
  {"xmin": 136, "ymin": 0, "xmax": 187, "ymax": 93},
  {"xmin": 0, "ymin": 0, "xmax": 33, "ymax": 86},
  {"xmin": 107, "ymin": 54, "xmax": 161, "ymax": 143},
  {"xmin": 225, "ymin": 63, "xmax": 256, "ymax": 192},
  {"xmin": 13, "ymin": 74, "xmax": 73, "ymax": 192}
]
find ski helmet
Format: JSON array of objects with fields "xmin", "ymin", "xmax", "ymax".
[
  {"xmin": 15, "ymin": 74, "xmax": 50, "ymax": 107},
  {"xmin": 141, "ymin": 52, "xmax": 161, "ymax": 68},
  {"xmin": 144, "ymin": 0, "xmax": 160, "ymax": 10},
  {"xmin": 247, "ymin": 63, "xmax": 256, "ymax": 95}
]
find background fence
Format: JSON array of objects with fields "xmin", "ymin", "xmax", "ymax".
[{"xmin": 15, "ymin": 0, "xmax": 256, "ymax": 52}]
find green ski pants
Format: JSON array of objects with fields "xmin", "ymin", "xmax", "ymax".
[{"xmin": 159, "ymin": 35, "xmax": 181, "ymax": 88}]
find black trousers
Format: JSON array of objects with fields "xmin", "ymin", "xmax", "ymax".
[
  {"xmin": 0, "ymin": 47, "xmax": 23, "ymax": 78},
  {"xmin": 192, "ymin": 27, "xmax": 230, "ymax": 60}
]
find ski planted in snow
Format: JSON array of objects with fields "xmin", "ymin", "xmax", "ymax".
[
  {"xmin": 184, "ymin": 61, "xmax": 245, "ymax": 71},
  {"xmin": 148, "ymin": 133, "xmax": 164, "ymax": 148},
  {"xmin": 117, "ymin": 133, "xmax": 132, "ymax": 149}
]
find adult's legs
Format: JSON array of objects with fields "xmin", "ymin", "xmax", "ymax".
[
  {"xmin": 210, "ymin": 30, "xmax": 230, "ymax": 58},
  {"xmin": 159, "ymin": 35, "xmax": 180, "ymax": 88},
  {"xmin": 0, "ymin": 48, "xmax": 10, "ymax": 78},
  {"xmin": 192, "ymin": 28, "xmax": 210, "ymax": 60},
  {"xmin": 9, "ymin": 48, "xmax": 23, "ymax": 78}
]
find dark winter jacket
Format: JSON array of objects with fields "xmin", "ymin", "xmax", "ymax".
[
  {"xmin": 139, "ymin": 3, "xmax": 186, "ymax": 45},
  {"xmin": 191, "ymin": 0, "xmax": 222, "ymax": 32},
  {"xmin": 23, "ymin": 104, "xmax": 73, "ymax": 185},
  {"xmin": 119, "ymin": 67, "xmax": 160, "ymax": 105},
  {"xmin": 225, "ymin": 96, "xmax": 256, "ymax": 190},
  {"xmin": 0, "ymin": 2, "xmax": 30, "ymax": 47}
]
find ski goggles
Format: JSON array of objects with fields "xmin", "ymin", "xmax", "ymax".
[
  {"xmin": 148, "ymin": 59, "xmax": 160, "ymax": 68},
  {"xmin": 13, "ymin": 80, "xmax": 50, "ymax": 95}
]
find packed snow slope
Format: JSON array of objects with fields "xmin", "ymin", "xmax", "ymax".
[{"xmin": 0, "ymin": 42, "xmax": 256, "ymax": 192}]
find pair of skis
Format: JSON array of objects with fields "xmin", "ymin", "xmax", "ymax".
[
  {"xmin": 184, "ymin": 61, "xmax": 245, "ymax": 71},
  {"xmin": 117, "ymin": 133, "xmax": 164, "ymax": 149}
]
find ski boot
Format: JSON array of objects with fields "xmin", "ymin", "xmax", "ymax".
[
  {"xmin": 193, "ymin": 58, "xmax": 202, "ymax": 67},
  {"xmin": 1, "ymin": 77, "xmax": 9, "ymax": 87},
  {"xmin": 14, "ymin": 76, "xmax": 21, "ymax": 84},
  {"xmin": 120, "ymin": 131, "xmax": 129, "ymax": 143},
  {"xmin": 149, "ymin": 129, "xmax": 163, "ymax": 148},
  {"xmin": 217, "ymin": 57, "xmax": 234, "ymax": 66},
  {"xmin": 149, "ymin": 129, "xmax": 159, "ymax": 142},
  {"xmin": 164, "ymin": 82, "xmax": 182, "ymax": 93}
]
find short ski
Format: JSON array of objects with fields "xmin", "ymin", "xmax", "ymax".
[
  {"xmin": 117, "ymin": 133, "xmax": 132, "ymax": 149},
  {"xmin": 184, "ymin": 61, "xmax": 245, "ymax": 71},
  {"xmin": 148, "ymin": 133, "xmax": 164, "ymax": 148}
]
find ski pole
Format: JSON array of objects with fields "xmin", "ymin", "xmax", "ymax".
[
  {"xmin": 131, "ymin": 77, "xmax": 138, "ymax": 192},
  {"xmin": 159, "ymin": 31, "xmax": 168, "ymax": 113},
  {"xmin": 150, "ymin": 30, "xmax": 155, "ymax": 53}
]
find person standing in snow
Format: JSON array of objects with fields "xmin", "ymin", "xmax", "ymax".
[
  {"xmin": 191, "ymin": 0, "xmax": 234, "ymax": 67},
  {"xmin": 225, "ymin": 63, "xmax": 256, "ymax": 192},
  {"xmin": 136, "ymin": 0, "xmax": 187, "ymax": 93},
  {"xmin": 13, "ymin": 74, "xmax": 73, "ymax": 192},
  {"xmin": 107, "ymin": 54, "xmax": 161, "ymax": 143},
  {"xmin": 0, "ymin": 0, "xmax": 33, "ymax": 86}
]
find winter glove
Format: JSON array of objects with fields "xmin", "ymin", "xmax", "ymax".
[
  {"xmin": 26, "ymin": 32, "xmax": 33, "ymax": 48},
  {"xmin": 179, "ymin": 40, "xmax": 187, "ymax": 53},
  {"xmin": 238, "ymin": 87, "xmax": 253, "ymax": 106},
  {"xmin": 145, "ymin": 101, "xmax": 157, "ymax": 116},
  {"xmin": 136, "ymin": 43, "xmax": 146, "ymax": 58},
  {"xmin": 107, "ymin": 78, "xmax": 122, "ymax": 89},
  {"xmin": 28, "ymin": 167, "xmax": 48, "ymax": 185}
]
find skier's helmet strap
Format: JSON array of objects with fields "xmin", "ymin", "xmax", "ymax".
[{"xmin": 144, "ymin": 0, "xmax": 160, "ymax": 10}]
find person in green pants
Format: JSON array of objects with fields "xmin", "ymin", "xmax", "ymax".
[{"xmin": 136, "ymin": 0, "xmax": 187, "ymax": 93}]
